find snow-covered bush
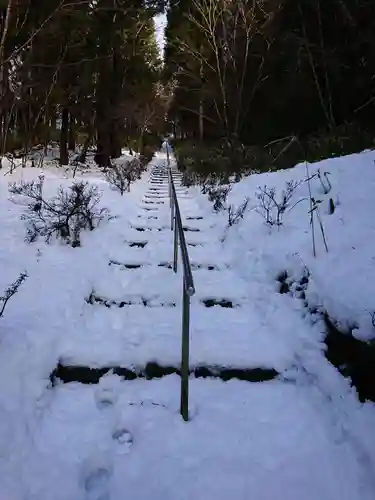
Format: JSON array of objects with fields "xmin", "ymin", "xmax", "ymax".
[
  {"xmin": 105, "ymin": 158, "xmax": 142, "ymax": 195},
  {"xmin": 9, "ymin": 180, "xmax": 109, "ymax": 247},
  {"xmin": 201, "ymin": 174, "xmax": 217, "ymax": 194},
  {"xmin": 182, "ymin": 169, "xmax": 199, "ymax": 188},
  {"xmin": 9, "ymin": 173, "xmax": 45, "ymax": 206},
  {"xmin": 208, "ymin": 185, "xmax": 231, "ymax": 212},
  {"xmin": 227, "ymin": 197, "xmax": 250, "ymax": 227},
  {"xmin": 0, "ymin": 272, "xmax": 28, "ymax": 318},
  {"xmin": 256, "ymin": 180, "xmax": 302, "ymax": 226}
]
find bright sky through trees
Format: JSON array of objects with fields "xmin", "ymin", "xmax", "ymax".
[{"xmin": 154, "ymin": 13, "xmax": 167, "ymax": 55}]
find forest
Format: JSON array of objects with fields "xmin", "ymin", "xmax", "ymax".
[
  {"xmin": 1, "ymin": 0, "xmax": 375, "ymax": 171},
  {"xmin": 0, "ymin": 0, "xmax": 166, "ymax": 168},
  {"xmin": 164, "ymin": 0, "xmax": 375, "ymax": 172}
]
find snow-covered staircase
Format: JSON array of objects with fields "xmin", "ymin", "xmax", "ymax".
[{"xmin": 55, "ymin": 156, "xmax": 290, "ymax": 382}]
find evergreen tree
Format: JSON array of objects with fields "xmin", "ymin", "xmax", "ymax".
[{"xmin": 0, "ymin": 0, "xmax": 166, "ymax": 163}]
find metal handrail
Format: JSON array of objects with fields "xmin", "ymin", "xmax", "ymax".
[{"xmin": 167, "ymin": 160, "xmax": 195, "ymax": 422}]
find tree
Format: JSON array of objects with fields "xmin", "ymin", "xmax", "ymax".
[
  {"xmin": 165, "ymin": 0, "xmax": 375, "ymax": 151},
  {"xmin": 0, "ymin": 0, "xmax": 166, "ymax": 163}
]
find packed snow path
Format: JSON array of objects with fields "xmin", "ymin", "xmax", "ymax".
[{"xmin": 0, "ymin": 152, "xmax": 374, "ymax": 500}]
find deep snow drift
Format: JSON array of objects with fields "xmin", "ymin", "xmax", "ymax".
[{"xmin": 0, "ymin": 149, "xmax": 374, "ymax": 500}]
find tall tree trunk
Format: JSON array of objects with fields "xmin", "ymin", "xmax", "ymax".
[
  {"xmin": 60, "ymin": 107, "xmax": 69, "ymax": 166},
  {"xmin": 78, "ymin": 118, "xmax": 94, "ymax": 163},
  {"xmin": 95, "ymin": 58, "xmax": 112, "ymax": 167},
  {"xmin": 79, "ymin": 135, "xmax": 90, "ymax": 163},
  {"xmin": 110, "ymin": 117, "xmax": 122, "ymax": 158},
  {"xmin": 68, "ymin": 112, "xmax": 76, "ymax": 151},
  {"xmin": 137, "ymin": 130, "xmax": 144, "ymax": 155},
  {"xmin": 109, "ymin": 48, "xmax": 123, "ymax": 159},
  {"xmin": 96, "ymin": 111, "xmax": 111, "ymax": 167},
  {"xmin": 50, "ymin": 112, "xmax": 56, "ymax": 131},
  {"xmin": 199, "ymin": 59, "xmax": 204, "ymax": 141}
]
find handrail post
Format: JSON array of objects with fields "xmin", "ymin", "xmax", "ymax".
[
  {"xmin": 169, "ymin": 168, "xmax": 174, "ymax": 231},
  {"xmin": 180, "ymin": 282, "xmax": 190, "ymax": 421},
  {"xmin": 173, "ymin": 217, "xmax": 178, "ymax": 273},
  {"xmin": 171, "ymin": 199, "xmax": 174, "ymax": 231}
]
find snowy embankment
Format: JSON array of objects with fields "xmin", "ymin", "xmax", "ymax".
[
  {"xmin": 0, "ymin": 150, "xmax": 374, "ymax": 500},
  {"xmin": 219, "ymin": 150, "xmax": 375, "ymax": 342}
]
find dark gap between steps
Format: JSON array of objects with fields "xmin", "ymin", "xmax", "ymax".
[
  {"xmin": 132, "ymin": 227, "xmax": 163, "ymax": 232},
  {"xmin": 188, "ymin": 243, "xmax": 204, "ymax": 247},
  {"xmin": 138, "ymin": 215, "xmax": 158, "ymax": 219},
  {"xmin": 193, "ymin": 264, "xmax": 218, "ymax": 271},
  {"xmin": 87, "ymin": 293, "xmax": 176, "ymax": 308},
  {"xmin": 186, "ymin": 216, "xmax": 204, "ymax": 221},
  {"xmin": 183, "ymin": 227, "xmax": 200, "ymax": 232},
  {"xmin": 202, "ymin": 298, "xmax": 238, "ymax": 308},
  {"xmin": 132, "ymin": 226, "xmax": 162, "ymax": 233},
  {"xmin": 158, "ymin": 262, "xmax": 219, "ymax": 271},
  {"xmin": 158, "ymin": 262, "xmax": 172, "ymax": 269},
  {"xmin": 50, "ymin": 361, "xmax": 279, "ymax": 386},
  {"xmin": 127, "ymin": 241, "xmax": 148, "ymax": 248},
  {"xmin": 109, "ymin": 260, "xmax": 144, "ymax": 270}
]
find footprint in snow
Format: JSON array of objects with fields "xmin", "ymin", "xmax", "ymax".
[
  {"xmin": 112, "ymin": 427, "xmax": 134, "ymax": 454},
  {"xmin": 85, "ymin": 468, "xmax": 111, "ymax": 500},
  {"xmin": 95, "ymin": 372, "xmax": 121, "ymax": 409},
  {"xmin": 95, "ymin": 386, "xmax": 118, "ymax": 409},
  {"xmin": 81, "ymin": 454, "xmax": 113, "ymax": 500}
]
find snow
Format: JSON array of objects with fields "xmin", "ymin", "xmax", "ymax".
[
  {"xmin": 217, "ymin": 150, "xmax": 375, "ymax": 341},
  {"xmin": 0, "ymin": 148, "xmax": 375, "ymax": 499},
  {"xmin": 5, "ymin": 376, "xmax": 373, "ymax": 500}
]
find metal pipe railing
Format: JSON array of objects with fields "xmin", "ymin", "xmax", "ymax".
[{"xmin": 167, "ymin": 160, "xmax": 195, "ymax": 422}]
